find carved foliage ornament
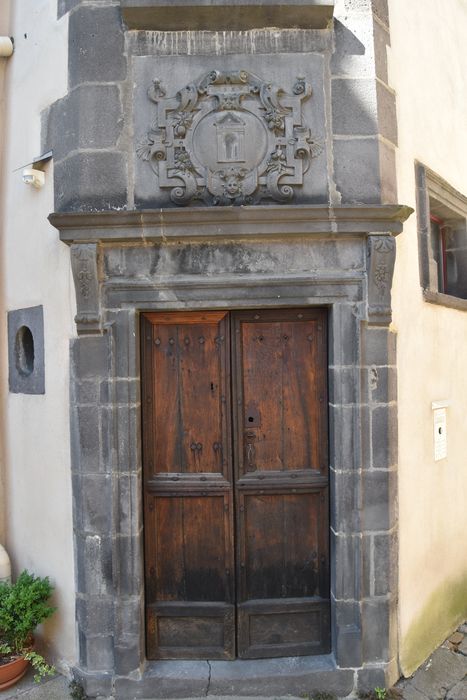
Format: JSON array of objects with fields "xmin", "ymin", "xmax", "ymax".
[{"xmin": 137, "ymin": 69, "xmax": 322, "ymax": 206}]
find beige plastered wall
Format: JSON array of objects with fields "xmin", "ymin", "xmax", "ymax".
[
  {"xmin": 389, "ymin": 0, "xmax": 467, "ymax": 677},
  {"xmin": 0, "ymin": 0, "xmax": 77, "ymax": 669}
]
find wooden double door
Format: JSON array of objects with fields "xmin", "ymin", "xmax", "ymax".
[{"xmin": 141, "ymin": 308, "xmax": 330, "ymax": 660}]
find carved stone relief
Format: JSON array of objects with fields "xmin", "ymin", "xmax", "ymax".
[
  {"xmin": 70, "ymin": 243, "xmax": 102, "ymax": 334},
  {"xmin": 137, "ymin": 69, "xmax": 322, "ymax": 206},
  {"xmin": 367, "ymin": 235, "xmax": 396, "ymax": 325}
]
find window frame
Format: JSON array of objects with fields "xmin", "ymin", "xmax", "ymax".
[{"xmin": 415, "ymin": 162, "xmax": 467, "ymax": 311}]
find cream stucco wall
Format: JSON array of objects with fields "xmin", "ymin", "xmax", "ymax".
[
  {"xmin": 0, "ymin": 1, "xmax": 76, "ymax": 668},
  {"xmin": 0, "ymin": 0, "xmax": 11, "ymax": 547},
  {"xmin": 389, "ymin": 0, "xmax": 467, "ymax": 676}
]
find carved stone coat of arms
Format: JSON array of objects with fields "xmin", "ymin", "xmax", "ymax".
[{"xmin": 137, "ymin": 69, "xmax": 322, "ymax": 206}]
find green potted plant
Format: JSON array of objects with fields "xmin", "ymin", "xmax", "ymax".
[{"xmin": 0, "ymin": 570, "xmax": 56, "ymax": 690}]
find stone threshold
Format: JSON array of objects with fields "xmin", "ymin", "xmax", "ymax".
[{"xmin": 114, "ymin": 654, "xmax": 355, "ymax": 698}]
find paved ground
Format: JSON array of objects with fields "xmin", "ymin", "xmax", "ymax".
[{"xmin": 3, "ymin": 623, "xmax": 466, "ymax": 699}]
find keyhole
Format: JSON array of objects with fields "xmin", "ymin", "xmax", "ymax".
[
  {"xmin": 248, "ymin": 416, "xmax": 254, "ymax": 423},
  {"xmin": 438, "ymin": 427, "xmax": 443, "ymax": 435},
  {"xmin": 211, "ymin": 382, "xmax": 215, "ymax": 392}
]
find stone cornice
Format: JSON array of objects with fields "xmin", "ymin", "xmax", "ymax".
[
  {"xmin": 50, "ymin": 204, "xmax": 413, "ymax": 244},
  {"xmin": 121, "ymin": 0, "xmax": 335, "ymax": 32}
]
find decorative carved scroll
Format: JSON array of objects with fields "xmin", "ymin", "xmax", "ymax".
[
  {"xmin": 70, "ymin": 243, "xmax": 101, "ymax": 334},
  {"xmin": 367, "ymin": 235, "xmax": 396, "ymax": 325},
  {"xmin": 137, "ymin": 69, "xmax": 322, "ymax": 207}
]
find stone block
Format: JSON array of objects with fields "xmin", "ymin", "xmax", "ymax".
[
  {"xmin": 71, "ymin": 335, "xmax": 111, "ymax": 380},
  {"xmin": 105, "ymin": 309, "xmax": 139, "ymax": 380},
  {"xmin": 115, "ymin": 405, "xmax": 141, "ymax": 472},
  {"xmin": 362, "ymin": 469, "xmax": 397, "ymax": 531},
  {"xmin": 374, "ymin": 530, "xmax": 397, "ymax": 596},
  {"xmin": 376, "ymin": 82, "xmax": 397, "ymax": 145},
  {"xmin": 72, "ymin": 379, "xmax": 101, "ymax": 406},
  {"xmin": 363, "ymin": 366, "xmax": 397, "ymax": 405},
  {"xmin": 57, "ymin": 0, "xmax": 79, "ymax": 18},
  {"xmin": 71, "ymin": 406, "xmax": 101, "ymax": 473},
  {"xmin": 361, "ymin": 325, "xmax": 397, "ymax": 366},
  {"xmin": 372, "ymin": 0, "xmax": 389, "ymax": 27},
  {"xmin": 114, "ymin": 660, "xmax": 209, "ymax": 699},
  {"xmin": 116, "ymin": 473, "xmax": 142, "ymax": 536},
  {"xmin": 331, "ymin": 531, "xmax": 361, "ymax": 600},
  {"xmin": 332, "ymin": 78, "xmax": 378, "ymax": 135},
  {"xmin": 47, "ymin": 85, "xmax": 123, "ymax": 163},
  {"xmin": 208, "ymin": 655, "xmax": 354, "ymax": 697},
  {"xmin": 54, "ymin": 151, "xmax": 128, "ymax": 212},
  {"xmin": 8, "ymin": 306, "xmax": 45, "ymax": 395},
  {"xmin": 329, "ymin": 404, "xmax": 362, "ymax": 470},
  {"xmin": 330, "ymin": 468, "xmax": 361, "ymax": 533},
  {"xmin": 379, "ymin": 138, "xmax": 398, "ymax": 204},
  {"xmin": 80, "ymin": 633, "xmax": 115, "ymax": 671},
  {"xmin": 100, "ymin": 378, "xmax": 140, "ymax": 406},
  {"xmin": 116, "ymin": 535, "xmax": 143, "ymax": 596},
  {"xmin": 357, "ymin": 660, "xmax": 400, "ymax": 693},
  {"xmin": 372, "ymin": 403, "xmax": 397, "ymax": 469},
  {"xmin": 331, "ymin": 16, "xmax": 375, "ymax": 79},
  {"xmin": 99, "ymin": 406, "xmax": 115, "ymax": 473},
  {"xmin": 133, "ymin": 52, "xmax": 329, "ymax": 208},
  {"xmin": 115, "ymin": 597, "xmax": 143, "ymax": 639},
  {"xmin": 328, "ymin": 366, "xmax": 360, "ymax": 405},
  {"xmin": 72, "ymin": 667, "xmax": 113, "ymax": 698},
  {"xmin": 333, "ymin": 136, "xmax": 382, "ymax": 204},
  {"xmin": 79, "ymin": 473, "xmax": 113, "ymax": 534},
  {"xmin": 362, "ymin": 598, "xmax": 395, "ymax": 662},
  {"xmin": 361, "ymin": 404, "xmax": 372, "ymax": 469},
  {"xmin": 76, "ymin": 596, "xmax": 115, "ymax": 636},
  {"xmin": 122, "ymin": 0, "xmax": 335, "ymax": 31},
  {"xmin": 69, "ymin": 5, "xmax": 126, "ymax": 87},
  {"xmin": 373, "ymin": 18, "xmax": 390, "ymax": 83},
  {"xmin": 114, "ymin": 636, "xmax": 142, "ymax": 676},
  {"xmin": 76, "ymin": 534, "xmax": 113, "ymax": 595},
  {"xmin": 329, "ymin": 304, "xmax": 360, "ymax": 366},
  {"xmin": 361, "ymin": 533, "xmax": 372, "ymax": 597},
  {"xmin": 334, "ymin": 600, "xmax": 363, "ymax": 667}
]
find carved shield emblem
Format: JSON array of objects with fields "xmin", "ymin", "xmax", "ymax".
[{"xmin": 137, "ymin": 69, "xmax": 322, "ymax": 206}]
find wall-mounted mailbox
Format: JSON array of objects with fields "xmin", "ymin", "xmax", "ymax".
[{"xmin": 432, "ymin": 401, "xmax": 449, "ymax": 461}]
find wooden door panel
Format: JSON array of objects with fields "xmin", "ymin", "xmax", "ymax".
[
  {"xmin": 142, "ymin": 312, "xmax": 235, "ymax": 660},
  {"xmin": 237, "ymin": 599, "xmax": 330, "ymax": 659},
  {"xmin": 234, "ymin": 309, "xmax": 328, "ymax": 477},
  {"xmin": 146, "ymin": 494, "xmax": 232, "ymax": 602},
  {"xmin": 148, "ymin": 313, "xmax": 230, "ymax": 475},
  {"xmin": 233, "ymin": 309, "xmax": 330, "ymax": 659},
  {"xmin": 148, "ymin": 602, "xmax": 235, "ymax": 659},
  {"xmin": 239, "ymin": 491, "xmax": 328, "ymax": 600}
]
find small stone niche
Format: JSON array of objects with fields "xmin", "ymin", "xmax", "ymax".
[{"xmin": 8, "ymin": 306, "xmax": 45, "ymax": 394}]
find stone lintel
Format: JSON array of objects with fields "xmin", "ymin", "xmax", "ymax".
[
  {"xmin": 50, "ymin": 204, "xmax": 413, "ymax": 244},
  {"xmin": 121, "ymin": 0, "xmax": 335, "ymax": 32}
]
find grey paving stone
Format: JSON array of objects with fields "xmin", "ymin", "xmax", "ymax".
[
  {"xmin": 0, "ymin": 670, "xmax": 70, "ymax": 698},
  {"xmin": 447, "ymin": 679, "xmax": 467, "ymax": 700},
  {"xmin": 398, "ymin": 682, "xmax": 429, "ymax": 700},
  {"xmin": 411, "ymin": 648, "xmax": 466, "ymax": 699}
]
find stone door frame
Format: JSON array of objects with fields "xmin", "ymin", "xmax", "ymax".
[{"xmin": 50, "ymin": 204, "xmax": 411, "ymax": 698}]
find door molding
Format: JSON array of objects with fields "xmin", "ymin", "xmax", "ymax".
[{"xmin": 51, "ymin": 204, "xmax": 408, "ymax": 697}]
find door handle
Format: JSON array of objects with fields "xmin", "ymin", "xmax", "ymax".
[{"xmin": 245, "ymin": 431, "xmax": 256, "ymax": 471}]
